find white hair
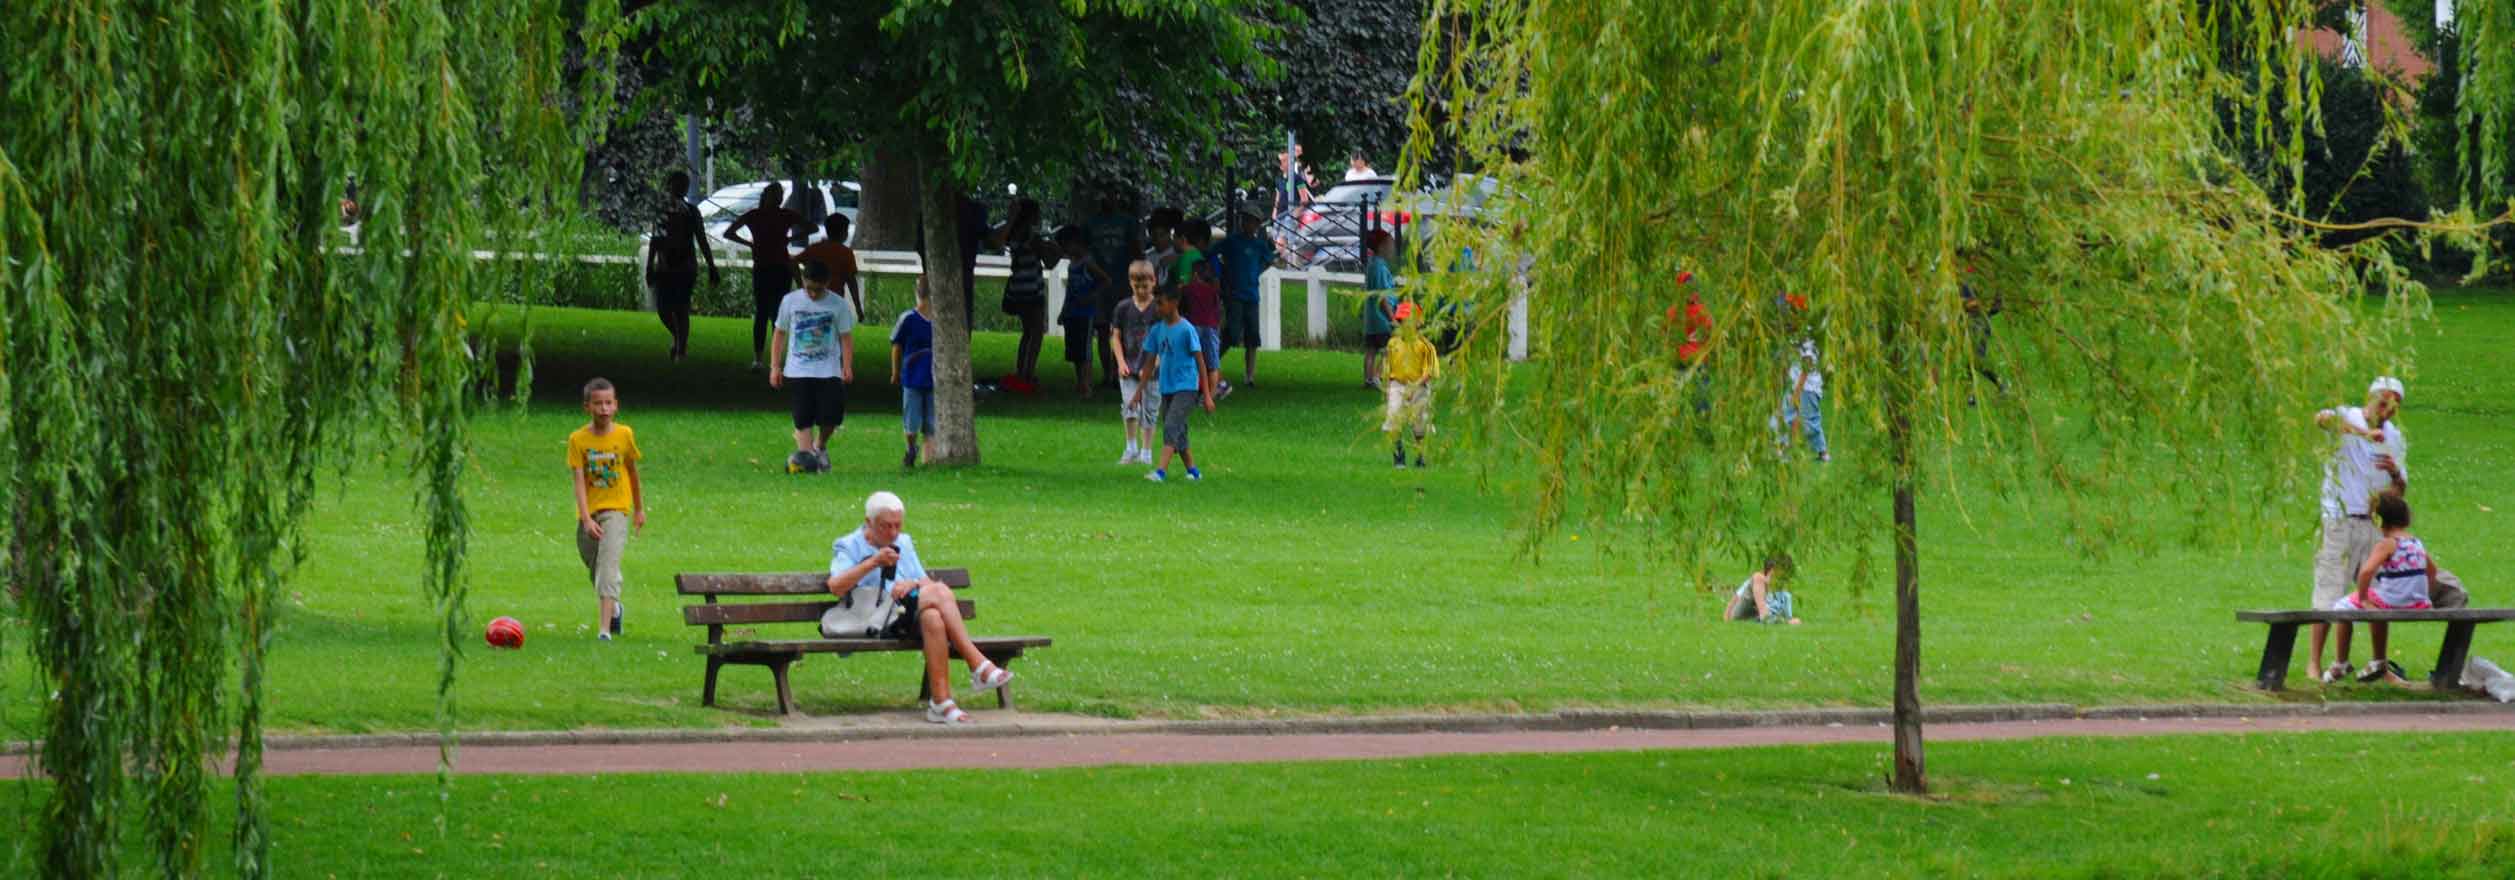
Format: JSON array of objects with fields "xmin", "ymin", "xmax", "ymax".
[{"xmin": 864, "ymin": 491, "xmax": 905, "ymax": 521}]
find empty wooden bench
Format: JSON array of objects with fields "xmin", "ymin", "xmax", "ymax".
[
  {"xmin": 2237, "ymin": 608, "xmax": 2515, "ymax": 691},
  {"xmin": 679, "ymin": 568, "xmax": 1053, "ymax": 715}
]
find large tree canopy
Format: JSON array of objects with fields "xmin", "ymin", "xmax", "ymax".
[
  {"xmin": 637, "ymin": 0, "xmax": 1280, "ymax": 465},
  {"xmin": 1404, "ymin": 0, "xmax": 2508, "ymax": 793},
  {"xmin": 2, "ymin": 1, "xmax": 619, "ymax": 875}
]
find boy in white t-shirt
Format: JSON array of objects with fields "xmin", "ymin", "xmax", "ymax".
[{"xmin": 770, "ymin": 259, "xmax": 857, "ymax": 473}]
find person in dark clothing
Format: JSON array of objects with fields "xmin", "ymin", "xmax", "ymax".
[
  {"xmin": 645, "ymin": 170, "xmax": 720, "ymax": 361},
  {"xmin": 724, "ymin": 182, "xmax": 804, "ymax": 371}
]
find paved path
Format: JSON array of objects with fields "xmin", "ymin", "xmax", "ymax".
[{"xmin": 7, "ymin": 712, "xmax": 2506, "ymax": 779}]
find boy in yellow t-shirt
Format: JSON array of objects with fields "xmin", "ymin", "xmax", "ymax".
[
  {"xmin": 1382, "ymin": 302, "xmax": 1440, "ymax": 468},
  {"xmin": 568, "ymin": 377, "xmax": 645, "ymax": 640}
]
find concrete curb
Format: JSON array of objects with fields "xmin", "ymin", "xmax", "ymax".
[{"xmin": 12, "ymin": 700, "xmax": 2505, "ymax": 756}]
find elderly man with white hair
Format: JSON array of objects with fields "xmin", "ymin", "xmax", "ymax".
[
  {"xmin": 2307, "ymin": 376, "xmax": 2408, "ymax": 684},
  {"xmin": 826, "ymin": 491, "xmax": 1012, "ymax": 724}
]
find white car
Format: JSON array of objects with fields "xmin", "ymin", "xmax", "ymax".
[{"xmin": 696, "ymin": 180, "xmax": 859, "ymax": 255}]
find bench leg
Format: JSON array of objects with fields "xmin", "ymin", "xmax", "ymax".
[
  {"xmin": 2432, "ymin": 621, "xmax": 2478, "ymax": 691},
  {"xmin": 987, "ymin": 649, "xmax": 1023, "ymax": 711},
  {"xmin": 2256, "ymin": 623, "xmax": 2301, "ymax": 691},
  {"xmin": 702, "ymin": 657, "xmax": 724, "ymax": 707},
  {"xmin": 771, "ymin": 659, "xmax": 798, "ymax": 716}
]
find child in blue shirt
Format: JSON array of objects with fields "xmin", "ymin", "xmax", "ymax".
[
  {"xmin": 1130, "ymin": 285, "xmax": 1216, "ymax": 482},
  {"xmin": 1054, "ymin": 225, "xmax": 1106, "ymax": 398},
  {"xmin": 890, "ymin": 280, "xmax": 937, "ymax": 469},
  {"xmin": 1213, "ymin": 211, "xmax": 1274, "ymax": 386},
  {"xmin": 1360, "ymin": 230, "xmax": 1398, "ymax": 389}
]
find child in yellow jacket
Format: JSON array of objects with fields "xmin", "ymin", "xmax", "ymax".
[{"xmin": 1383, "ymin": 302, "xmax": 1440, "ymax": 468}]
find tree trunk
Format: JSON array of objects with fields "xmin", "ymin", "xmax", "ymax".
[
  {"xmin": 856, "ymin": 139, "xmax": 920, "ymax": 251},
  {"xmin": 917, "ymin": 156, "xmax": 981, "ymax": 466},
  {"xmin": 1886, "ymin": 325, "xmax": 1927, "ymax": 795}
]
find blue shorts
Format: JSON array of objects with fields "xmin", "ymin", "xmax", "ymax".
[
  {"xmin": 902, "ymin": 386, "xmax": 934, "ymax": 436},
  {"xmin": 1195, "ymin": 326, "xmax": 1222, "ymax": 372}
]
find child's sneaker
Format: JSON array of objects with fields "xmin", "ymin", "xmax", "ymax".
[
  {"xmin": 1118, "ymin": 446, "xmax": 1138, "ymax": 465},
  {"xmin": 1185, "ymin": 467, "xmax": 1202, "ymax": 482},
  {"xmin": 611, "ymin": 602, "xmax": 625, "ymax": 636},
  {"xmin": 902, "ymin": 446, "xmax": 918, "ymax": 469},
  {"xmin": 597, "ymin": 631, "xmax": 613, "ymax": 642},
  {"xmin": 1217, "ymin": 381, "xmax": 1234, "ymax": 400},
  {"xmin": 1134, "ymin": 449, "xmax": 1155, "ymax": 465},
  {"xmin": 1146, "ymin": 469, "xmax": 1166, "ymax": 483}
]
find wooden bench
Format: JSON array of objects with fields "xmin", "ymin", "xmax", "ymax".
[
  {"xmin": 2237, "ymin": 608, "xmax": 2515, "ymax": 691},
  {"xmin": 679, "ymin": 568, "xmax": 1052, "ymax": 715}
]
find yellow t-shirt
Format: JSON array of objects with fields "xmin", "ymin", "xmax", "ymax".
[
  {"xmin": 1386, "ymin": 335, "xmax": 1441, "ymax": 385},
  {"xmin": 567, "ymin": 423, "xmax": 642, "ymax": 514}
]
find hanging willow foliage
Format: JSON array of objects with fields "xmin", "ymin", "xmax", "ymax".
[
  {"xmin": 1401, "ymin": 0, "xmax": 2499, "ymax": 792},
  {"xmin": 2, "ymin": 1, "xmax": 618, "ymax": 875}
]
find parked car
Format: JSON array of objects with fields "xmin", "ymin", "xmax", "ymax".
[
  {"xmin": 696, "ymin": 180, "xmax": 859, "ymax": 253},
  {"xmin": 1281, "ymin": 177, "xmax": 1410, "ymax": 270}
]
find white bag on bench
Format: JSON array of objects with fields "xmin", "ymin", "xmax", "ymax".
[{"xmin": 820, "ymin": 585, "xmax": 904, "ymax": 639}]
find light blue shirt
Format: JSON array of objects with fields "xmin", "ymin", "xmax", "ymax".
[
  {"xmin": 829, "ymin": 528, "xmax": 926, "ymax": 594},
  {"xmin": 1144, "ymin": 318, "xmax": 1205, "ymax": 396}
]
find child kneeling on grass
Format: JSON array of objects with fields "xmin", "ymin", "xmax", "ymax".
[
  {"xmin": 826, "ymin": 491, "xmax": 1011, "ymax": 724},
  {"xmin": 2333, "ymin": 491, "xmax": 2434, "ymax": 685},
  {"xmin": 1723, "ymin": 554, "xmax": 1802, "ymax": 625}
]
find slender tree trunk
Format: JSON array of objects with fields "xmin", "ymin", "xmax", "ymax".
[
  {"xmin": 1886, "ymin": 323, "xmax": 1927, "ymax": 795},
  {"xmin": 917, "ymin": 155, "xmax": 980, "ymax": 465},
  {"xmin": 856, "ymin": 139, "xmax": 920, "ymax": 252}
]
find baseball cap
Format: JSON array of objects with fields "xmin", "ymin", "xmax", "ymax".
[
  {"xmin": 2368, "ymin": 376, "xmax": 2405, "ymax": 401},
  {"xmin": 1394, "ymin": 302, "xmax": 1418, "ymax": 321}
]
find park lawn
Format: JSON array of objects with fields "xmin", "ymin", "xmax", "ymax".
[
  {"xmin": 6, "ymin": 290, "xmax": 2514, "ymax": 737},
  {"xmin": 6, "ymin": 731, "xmax": 2512, "ymax": 877}
]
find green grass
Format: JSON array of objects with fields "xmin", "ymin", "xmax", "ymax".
[
  {"xmin": 8, "ymin": 731, "xmax": 2513, "ymax": 877},
  {"xmin": 6, "ymin": 289, "xmax": 2514, "ymax": 737}
]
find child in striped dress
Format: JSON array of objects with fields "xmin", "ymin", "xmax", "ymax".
[{"xmin": 2332, "ymin": 491, "xmax": 2435, "ymax": 685}]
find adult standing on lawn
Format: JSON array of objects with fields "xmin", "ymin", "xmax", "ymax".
[
  {"xmin": 724, "ymin": 182, "xmax": 804, "ymax": 372},
  {"xmin": 645, "ymin": 170, "xmax": 720, "ymax": 361},
  {"xmin": 827, "ymin": 491, "xmax": 1012, "ymax": 725},
  {"xmin": 2307, "ymin": 376, "xmax": 2408, "ymax": 684},
  {"xmin": 1085, "ymin": 193, "xmax": 1144, "ymax": 387}
]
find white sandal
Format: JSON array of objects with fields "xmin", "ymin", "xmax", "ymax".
[
  {"xmin": 924, "ymin": 699, "xmax": 972, "ymax": 725},
  {"xmin": 971, "ymin": 662, "xmax": 1014, "ymax": 693}
]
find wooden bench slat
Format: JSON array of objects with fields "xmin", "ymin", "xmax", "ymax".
[
  {"xmin": 2236, "ymin": 609, "xmax": 2515, "ymax": 624},
  {"xmin": 697, "ymin": 635, "xmax": 1054, "ymax": 656},
  {"xmin": 678, "ymin": 568, "xmax": 972, "ymax": 595},
  {"xmin": 684, "ymin": 599, "xmax": 974, "ymax": 626}
]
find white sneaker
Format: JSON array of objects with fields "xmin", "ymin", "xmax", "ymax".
[
  {"xmin": 1118, "ymin": 448, "xmax": 1137, "ymax": 465},
  {"xmin": 1133, "ymin": 450, "xmax": 1154, "ymax": 465}
]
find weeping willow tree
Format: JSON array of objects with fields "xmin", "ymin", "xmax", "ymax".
[
  {"xmin": 2, "ymin": 1, "xmax": 617, "ymax": 874},
  {"xmin": 1405, "ymin": 0, "xmax": 2513, "ymax": 794}
]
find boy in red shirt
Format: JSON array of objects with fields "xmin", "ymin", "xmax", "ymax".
[{"xmin": 1180, "ymin": 258, "xmax": 1229, "ymax": 401}]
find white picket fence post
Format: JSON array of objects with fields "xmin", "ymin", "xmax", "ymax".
[
  {"xmin": 1508, "ymin": 283, "xmax": 1530, "ymax": 362},
  {"xmin": 1258, "ymin": 269, "xmax": 1283, "ymax": 351},
  {"xmin": 1305, "ymin": 264, "xmax": 1329, "ymax": 344}
]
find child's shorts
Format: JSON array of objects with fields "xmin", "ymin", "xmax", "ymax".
[
  {"xmin": 577, "ymin": 510, "xmax": 629, "ymax": 599},
  {"xmin": 1160, "ymin": 390, "xmax": 1197, "ymax": 451},
  {"xmin": 902, "ymin": 386, "xmax": 935, "ymax": 436},
  {"xmin": 1118, "ymin": 376, "xmax": 1155, "ymax": 423},
  {"xmin": 1061, "ymin": 317, "xmax": 1096, "ymax": 365},
  {"xmin": 1195, "ymin": 326, "xmax": 1223, "ymax": 372},
  {"xmin": 788, "ymin": 376, "xmax": 846, "ymax": 430}
]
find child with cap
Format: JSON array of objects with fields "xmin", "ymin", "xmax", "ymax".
[{"xmin": 1382, "ymin": 301, "xmax": 1440, "ymax": 468}]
